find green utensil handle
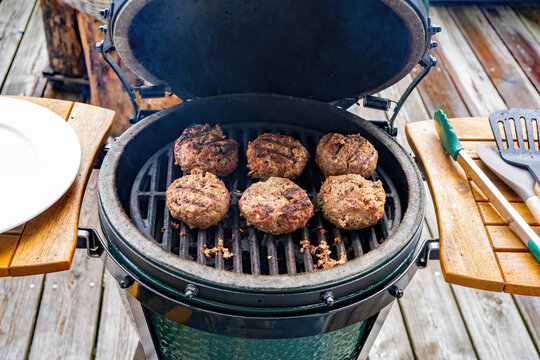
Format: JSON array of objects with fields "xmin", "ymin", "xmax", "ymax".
[
  {"xmin": 528, "ymin": 240, "xmax": 540, "ymax": 263},
  {"xmin": 434, "ymin": 110, "xmax": 464, "ymax": 160}
]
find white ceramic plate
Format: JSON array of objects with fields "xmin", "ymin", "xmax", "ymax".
[{"xmin": 0, "ymin": 97, "xmax": 81, "ymax": 233}]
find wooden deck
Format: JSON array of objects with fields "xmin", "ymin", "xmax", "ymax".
[{"xmin": 0, "ymin": 1, "xmax": 539, "ymax": 359}]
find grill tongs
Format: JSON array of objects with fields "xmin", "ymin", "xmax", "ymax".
[{"xmin": 434, "ymin": 110, "xmax": 540, "ymax": 263}]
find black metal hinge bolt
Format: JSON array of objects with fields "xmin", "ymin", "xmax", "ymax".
[
  {"xmin": 388, "ymin": 285, "xmax": 404, "ymax": 298},
  {"xmin": 430, "ymin": 41, "xmax": 438, "ymax": 49},
  {"xmin": 98, "ymin": 25, "xmax": 108, "ymax": 34},
  {"xmin": 119, "ymin": 276, "xmax": 135, "ymax": 289},
  {"xmin": 99, "ymin": 8, "xmax": 109, "ymax": 19},
  {"xmin": 321, "ymin": 291, "xmax": 335, "ymax": 307},
  {"xmin": 185, "ymin": 284, "xmax": 199, "ymax": 300}
]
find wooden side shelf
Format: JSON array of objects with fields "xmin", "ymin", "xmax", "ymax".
[
  {"xmin": 0, "ymin": 97, "xmax": 115, "ymax": 276},
  {"xmin": 407, "ymin": 117, "xmax": 540, "ymax": 296}
]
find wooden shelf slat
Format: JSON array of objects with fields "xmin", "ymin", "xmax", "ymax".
[
  {"xmin": 407, "ymin": 117, "xmax": 540, "ymax": 296},
  {"xmin": 0, "ymin": 97, "xmax": 114, "ymax": 277}
]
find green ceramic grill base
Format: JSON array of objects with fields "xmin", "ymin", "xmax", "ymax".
[{"xmin": 149, "ymin": 311, "xmax": 367, "ymax": 360}]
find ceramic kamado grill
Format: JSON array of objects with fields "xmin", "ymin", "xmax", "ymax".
[{"xmin": 86, "ymin": 1, "xmax": 442, "ymax": 359}]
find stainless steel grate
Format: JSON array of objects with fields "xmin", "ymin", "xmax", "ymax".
[{"xmin": 129, "ymin": 122, "xmax": 401, "ymax": 275}]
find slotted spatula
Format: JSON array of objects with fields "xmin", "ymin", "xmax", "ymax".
[{"xmin": 489, "ymin": 109, "xmax": 540, "ymax": 184}]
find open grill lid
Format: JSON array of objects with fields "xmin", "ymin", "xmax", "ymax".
[{"xmin": 108, "ymin": 0, "xmax": 432, "ymax": 102}]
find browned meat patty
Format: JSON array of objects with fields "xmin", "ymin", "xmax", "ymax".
[
  {"xmin": 315, "ymin": 133, "xmax": 378, "ymax": 177},
  {"xmin": 166, "ymin": 170, "xmax": 230, "ymax": 229},
  {"xmin": 246, "ymin": 133, "xmax": 309, "ymax": 179},
  {"xmin": 317, "ymin": 174, "xmax": 385, "ymax": 230},
  {"xmin": 174, "ymin": 123, "xmax": 239, "ymax": 177},
  {"xmin": 239, "ymin": 177, "xmax": 314, "ymax": 235}
]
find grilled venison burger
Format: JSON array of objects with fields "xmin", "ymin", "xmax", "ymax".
[
  {"xmin": 316, "ymin": 133, "xmax": 378, "ymax": 178},
  {"xmin": 317, "ymin": 174, "xmax": 385, "ymax": 230},
  {"xmin": 239, "ymin": 177, "xmax": 314, "ymax": 235},
  {"xmin": 166, "ymin": 170, "xmax": 230, "ymax": 229},
  {"xmin": 246, "ymin": 133, "xmax": 308, "ymax": 179},
  {"xmin": 174, "ymin": 123, "xmax": 238, "ymax": 177}
]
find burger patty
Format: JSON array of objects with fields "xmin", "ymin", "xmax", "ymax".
[
  {"xmin": 246, "ymin": 133, "xmax": 309, "ymax": 179},
  {"xmin": 317, "ymin": 174, "xmax": 385, "ymax": 230},
  {"xmin": 315, "ymin": 133, "xmax": 378, "ymax": 177},
  {"xmin": 174, "ymin": 123, "xmax": 239, "ymax": 177},
  {"xmin": 166, "ymin": 170, "xmax": 230, "ymax": 229},
  {"xmin": 239, "ymin": 177, "xmax": 314, "ymax": 235}
]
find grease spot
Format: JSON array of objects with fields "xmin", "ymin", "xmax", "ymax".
[{"xmin": 457, "ymin": 181, "xmax": 469, "ymax": 194}]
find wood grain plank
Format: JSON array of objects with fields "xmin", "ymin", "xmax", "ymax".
[
  {"xmin": 9, "ymin": 96, "xmax": 74, "ymax": 119},
  {"xmin": 483, "ymin": 6, "xmax": 540, "ymax": 92},
  {"xmin": 0, "ymin": 0, "xmax": 37, "ymax": 87},
  {"xmin": 369, "ymin": 303, "xmax": 414, "ymax": 360},
  {"xmin": 9, "ymin": 102, "xmax": 114, "ymax": 276},
  {"xmin": 516, "ymin": 7, "xmax": 540, "ymax": 44},
  {"xmin": 399, "ymin": 224, "xmax": 477, "ymax": 360},
  {"xmin": 95, "ymin": 272, "xmax": 140, "ymax": 360},
  {"xmin": 496, "ymin": 252, "xmax": 540, "ymax": 296},
  {"xmin": 406, "ymin": 120, "xmax": 504, "ymax": 291},
  {"xmin": 450, "ymin": 6, "xmax": 540, "ymax": 109},
  {"xmin": 477, "ymin": 202, "xmax": 537, "ymax": 226},
  {"xmin": 416, "ymin": 53, "xmax": 471, "ymax": 119},
  {"xmin": 452, "ymin": 284, "xmax": 539, "ymax": 360},
  {"xmin": 0, "ymin": 235, "xmax": 20, "ymax": 277},
  {"xmin": 470, "ymin": 179, "xmax": 521, "ymax": 203},
  {"xmin": 1, "ymin": 3, "xmax": 48, "ymax": 97},
  {"xmin": 2, "ymin": 225, "xmax": 25, "ymax": 235},
  {"xmin": 486, "ymin": 225, "xmax": 533, "ymax": 251},
  {"xmin": 513, "ymin": 295, "xmax": 540, "ymax": 351},
  {"xmin": 0, "ymin": 275, "xmax": 44, "ymax": 360},
  {"xmin": 429, "ymin": 7, "xmax": 506, "ymax": 116},
  {"xmin": 27, "ymin": 250, "xmax": 104, "ymax": 360}
]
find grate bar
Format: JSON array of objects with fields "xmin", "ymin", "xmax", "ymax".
[
  {"xmin": 130, "ymin": 122, "xmax": 402, "ymax": 276},
  {"xmin": 215, "ymin": 225, "xmax": 225, "ymax": 270},
  {"xmin": 351, "ymin": 232, "xmax": 363, "ymax": 258},
  {"xmin": 197, "ymin": 230, "xmax": 207, "ymax": 265},
  {"xmin": 301, "ymin": 228, "xmax": 314, "ymax": 272},
  {"xmin": 284, "ymin": 234, "xmax": 297, "ymax": 275},
  {"xmin": 248, "ymin": 228, "xmax": 261, "ymax": 275},
  {"xmin": 333, "ymin": 228, "xmax": 347, "ymax": 262},
  {"xmin": 265, "ymin": 235, "xmax": 279, "ymax": 275}
]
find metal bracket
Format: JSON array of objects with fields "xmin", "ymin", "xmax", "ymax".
[
  {"xmin": 95, "ymin": 3, "xmax": 166, "ymax": 124},
  {"xmin": 347, "ymin": 19, "xmax": 441, "ymax": 137},
  {"xmin": 416, "ymin": 238, "xmax": 440, "ymax": 268},
  {"xmin": 77, "ymin": 227, "xmax": 105, "ymax": 258}
]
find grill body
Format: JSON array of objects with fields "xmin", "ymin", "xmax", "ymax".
[{"xmin": 97, "ymin": 94, "xmax": 426, "ymax": 359}]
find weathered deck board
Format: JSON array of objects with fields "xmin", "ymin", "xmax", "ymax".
[
  {"xmin": 0, "ymin": 275, "xmax": 44, "ymax": 360},
  {"xmin": 95, "ymin": 272, "xmax": 140, "ymax": 360},
  {"xmin": 483, "ymin": 6, "xmax": 540, "ymax": 93},
  {"xmin": 430, "ymin": 7, "xmax": 506, "ymax": 115},
  {"xmin": 0, "ymin": 0, "xmax": 37, "ymax": 89},
  {"xmin": 27, "ymin": 170, "xmax": 105, "ymax": 359},
  {"xmin": 450, "ymin": 6, "xmax": 540, "ymax": 109},
  {"xmin": 452, "ymin": 285, "xmax": 538, "ymax": 360},
  {"xmin": 369, "ymin": 303, "xmax": 414, "ymax": 360},
  {"xmin": 1, "ymin": 3, "xmax": 48, "ymax": 97},
  {"xmin": 399, "ymin": 224, "xmax": 477, "ymax": 360}
]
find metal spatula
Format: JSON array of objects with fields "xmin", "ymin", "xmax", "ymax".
[{"xmin": 489, "ymin": 109, "xmax": 540, "ymax": 184}]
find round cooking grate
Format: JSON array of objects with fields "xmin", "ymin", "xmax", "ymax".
[{"xmin": 129, "ymin": 122, "xmax": 401, "ymax": 276}]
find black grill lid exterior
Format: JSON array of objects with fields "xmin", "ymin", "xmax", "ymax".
[{"xmin": 111, "ymin": 0, "xmax": 429, "ymax": 101}]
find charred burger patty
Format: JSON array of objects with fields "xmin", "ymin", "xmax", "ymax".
[
  {"xmin": 317, "ymin": 174, "xmax": 385, "ymax": 230},
  {"xmin": 174, "ymin": 123, "xmax": 238, "ymax": 177},
  {"xmin": 316, "ymin": 133, "xmax": 378, "ymax": 178},
  {"xmin": 239, "ymin": 177, "xmax": 314, "ymax": 235},
  {"xmin": 246, "ymin": 133, "xmax": 308, "ymax": 179},
  {"xmin": 166, "ymin": 170, "xmax": 230, "ymax": 229}
]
